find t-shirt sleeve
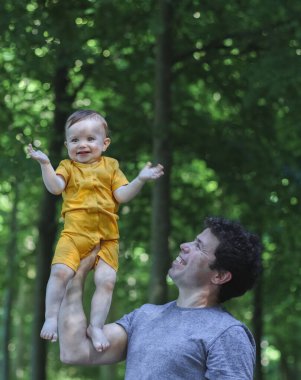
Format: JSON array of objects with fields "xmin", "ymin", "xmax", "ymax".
[
  {"xmin": 115, "ymin": 309, "xmax": 137, "ymax": 339},
  {"xmin": 55, "ymin": 160, "xmax": 70, "ymax": 183},
  {"xmin": 111, "ymin": 160, "xmax": 129, "ymax": 191},
  {"xmin": 205, "ymin": 325, "xmax": 255, "ymax": 380}
]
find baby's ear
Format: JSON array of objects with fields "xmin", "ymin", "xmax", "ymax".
[
  {"xmin": 103, "ymin": 137, "xmax": 111, "ymax": 151},
  {"xmin": 64, "ymin": 141, "xmax": 68, "ymax": 148}
]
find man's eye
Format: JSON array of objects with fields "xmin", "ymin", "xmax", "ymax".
[{"xmin": 195, "ymin": 241, "xmax": 202, "ymax": 251}]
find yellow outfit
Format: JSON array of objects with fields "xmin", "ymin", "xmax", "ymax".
[{"xmin": 52, "ymin": 156, "xmax": 128, "ymax": 271}]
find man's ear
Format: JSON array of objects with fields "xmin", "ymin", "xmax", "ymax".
[
  {"xmin": 211, "ymin": 270, "xmax": 232, "ymax": 285},
  {"xmin": 103, "ymin": 137, "xmax": 111, "ymax": 152}
]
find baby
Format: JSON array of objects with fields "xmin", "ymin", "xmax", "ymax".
[{"xmin": 28, "ymin": 109, "xmax": 164, "ymax": 351}]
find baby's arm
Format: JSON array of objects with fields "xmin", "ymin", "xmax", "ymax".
[
  {"xmin": 113, "ymin": 162, "xmax": 164, "ymax": 203},
  {"xmin": 27, "ymin": 144, "xmax": 66, "ymax": 195}
]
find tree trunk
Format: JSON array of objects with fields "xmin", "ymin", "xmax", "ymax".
[
  {"xmin": 31, "ymin": 66, "xmax": 72, "ymax": 380},
  {"xmin": 149, "ymin": 0, "xmax": 173, "ymax": 304},
  {"xmin": 253, "ymin": 274, "xmax": 263, "ymax": 380},
  {"xmin": 2, "ymin": 182, "xmax": 19, "ymax": 380},
  {"xmin": 280, "ymin": 353, "xmax": 292, "ymax": 380},
  {"xmin": 14, "ymin": 281, "xmax": 30, "ymax": 380}
]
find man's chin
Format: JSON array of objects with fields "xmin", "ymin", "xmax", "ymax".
[{"xmin": 167, "ymin": 268, "xmax": 175, "ymax": 279}]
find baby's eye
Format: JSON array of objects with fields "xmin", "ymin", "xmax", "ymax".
[
  {"xmin": 71, "ymin": 138, "xmax": 78, "ymax": 143},
  {"xmin": 88, "ymin": 136, "xmax": 95, "ymax": 141}
]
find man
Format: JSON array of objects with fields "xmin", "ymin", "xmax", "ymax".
[{"xmin": 58, "ymin": 216, "xmax": 262, "ymax": 379}]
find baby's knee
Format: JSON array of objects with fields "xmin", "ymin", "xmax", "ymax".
[
  {"xmin": 50, "ymin": 264, "xmax": 74, "ymax": 282},
  {"xmin": 103, "ymin": 275, "xmax": 116, "ymax": 293},
  {"xmin": 94, "ymin": 267, "xmax": 116, "ymax": 292}
]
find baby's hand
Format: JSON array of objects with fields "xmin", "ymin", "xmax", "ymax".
[
  {"xmin": 138, "ymin": 162, "xmax": 164, "ymax": 182},
  {"xmin": 27, "ymin": 144, "xmax": 50, "ymax": 164}
]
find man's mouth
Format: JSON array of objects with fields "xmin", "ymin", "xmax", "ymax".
[{"xmin": 175, "ymin": 255, "xmax": 186, "ymax": 265}]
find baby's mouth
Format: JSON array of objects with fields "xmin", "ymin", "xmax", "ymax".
[{"xmin": 77, "ymin": 151, "xmax": 90, "ymax": 155}]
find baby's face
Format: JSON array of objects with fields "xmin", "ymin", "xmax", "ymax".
[{"xmin": 65, "ymin": 118, "xmax": 110, "ymax": 164}]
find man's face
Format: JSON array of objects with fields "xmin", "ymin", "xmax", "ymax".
[{"xmin": 168, "ymin": 228, "xmax": 220, "ymax": 288}]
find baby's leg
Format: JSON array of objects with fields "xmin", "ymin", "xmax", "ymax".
[
  {"xmin": 41, "ymin": 264, "xmax": 75, "ymax": 342},
  {"xmin": 88, "ymin": 259, "xmax": 116, "ymax": 352}
]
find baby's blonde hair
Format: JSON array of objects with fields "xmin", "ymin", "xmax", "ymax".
[{"xmin": 65, "ymin": 110, "xmax": 109, "ymax": 137}]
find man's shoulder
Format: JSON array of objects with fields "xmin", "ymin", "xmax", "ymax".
[
  {"xmin": 118, "ymin": 302, "xmax": 174, "ymax": 323},
  {"xmin": 202, "ymin": 307, "xmax": 247, "ymax": 331},
  {"xmin": 116, "ymin": 302, "xmax": 175, "ymax": 333},
  {"xmin": 204, "ymin": 307, "xmax": 255, "ymax": 348},
  {"xmin": 138, "ymin": 301, "xmax": 174, "ymax": 313}
]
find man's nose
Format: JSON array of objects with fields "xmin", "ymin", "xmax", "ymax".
[{"xmin": 180, "ymin": 242, "xmax": 190, "ymax": 252}]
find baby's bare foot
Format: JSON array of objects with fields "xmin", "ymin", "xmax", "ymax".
[
  {"xmin": 40, "ymin": 318, "xmax": 58, "ymax": 342},
  {"xmin": 87, "ymin": 324, "xmax": 110, "ymax": 352}
]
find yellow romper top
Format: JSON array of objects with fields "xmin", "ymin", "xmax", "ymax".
[
  {"xmin": 56, "ymin": 156, "xmax": 129, "ymax": 239},
  {"xmin": 52, "ymin": 157, "xmax": 129, "ymax": 271}
]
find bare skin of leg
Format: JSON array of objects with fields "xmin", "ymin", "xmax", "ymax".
[
  {"xmin": 87, "ymin": 258, "xmax": 116, "ymax": 352},
  {"xmin": 41, "ymin": 264, "xmax": 75, "ymax": 342}
]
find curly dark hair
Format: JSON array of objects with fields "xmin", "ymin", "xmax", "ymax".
[{"xmin": 205, "ymin": 216, "xmax": 263, "ymax": 303}]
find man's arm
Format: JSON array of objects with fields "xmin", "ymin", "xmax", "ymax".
[
  {"xmin": 58, "ymin": 251, "xmax": 128, "ymax": 365},
  {"xmin": 113, "ymin": 162, "xmax": 164, "ymax": 203},
  {"xmin": 27, "ymin": 144, "xmax": 65, "ymax": 195}
]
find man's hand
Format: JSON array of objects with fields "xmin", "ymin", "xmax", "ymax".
[
  {"xmin": 27, "ymin": 144, "xmax": 50, "ymax": 165},
  {"xmin": 138, "ymin": 162, "xmax": 164, "ymax": 182}
]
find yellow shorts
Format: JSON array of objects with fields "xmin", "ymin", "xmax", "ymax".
[{"xmin": 52, "ymin": 211, "xmax": 119, "ymax": 272}]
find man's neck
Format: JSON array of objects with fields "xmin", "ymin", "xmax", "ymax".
[{"xmin": 176, "ymin": 288, "xmax": 219, "ymax": 308}]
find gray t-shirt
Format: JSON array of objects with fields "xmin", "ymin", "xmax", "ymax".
[{"xmin": 116, "ymin": 301, "xmax": 255, "ymax": 380}]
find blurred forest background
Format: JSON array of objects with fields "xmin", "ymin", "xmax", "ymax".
[{"xmin": 1, "ymin": 0, "xmax": 301, "ymax": 379}]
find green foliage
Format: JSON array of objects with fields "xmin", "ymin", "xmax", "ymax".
[{"xmin": 1, "ymin": 1, "xmax": 301, "ymax": 379}]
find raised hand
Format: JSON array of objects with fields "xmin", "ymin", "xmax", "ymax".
[
  {"xmin": 27, "ymin": 144, "xmax": 50, "ymax": 164},
  {"xmin": 138, "ymin": 162, "xmax": 164, "ymax": 182}
]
